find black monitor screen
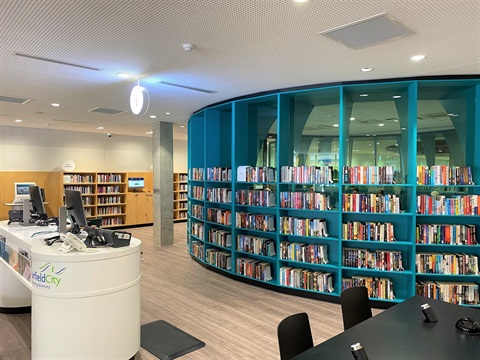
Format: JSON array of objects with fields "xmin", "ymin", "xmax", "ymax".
[
  {"xmin": 128, "ymin": 177, "xmax": 145, "ymax": 188},
  {"xmin": 64, "ymin": 189, "xmax": 87, "ymax": 233},
  {"xmin": 29, "ymin": 186, "xmax": 47, "ymax": 220}
]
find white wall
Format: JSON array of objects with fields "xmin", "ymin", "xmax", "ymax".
[{"xmin": 0, "ymin": 126, "xmax": 187, "ymax": 173}]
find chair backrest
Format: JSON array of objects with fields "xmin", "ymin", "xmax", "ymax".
[
  {"xmin": 340, "ymin": 286, "xmax": 373, "ymax": 330},
  {"xmin": 277, "ymin": 312, "xmax": 314, "ymax": 360}
]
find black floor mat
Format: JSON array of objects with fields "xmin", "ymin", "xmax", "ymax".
[{"xmin": 141, "ymin": 320, "xmax": 205, "ymax": 360}]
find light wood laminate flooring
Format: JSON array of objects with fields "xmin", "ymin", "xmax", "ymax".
[{"xmin": 0, "ymin": 223, "xmax": 382, "ymax": 359}]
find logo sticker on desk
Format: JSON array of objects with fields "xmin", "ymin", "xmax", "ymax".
[{"xmin": 31, "ymin": 262, "xmax": 66, "ymax": 290}]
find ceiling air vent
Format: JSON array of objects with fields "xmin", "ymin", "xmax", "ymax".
[
  {"xmin": 320, "ymin": 13, "xmax": 414, "ymax": 49},
  {"xmin": 13, "ymin": 52, "xmax": 101, "ymax": 71},
  {"xmin": 87, "ymin": 107, "xmax": 127, "ymax": 115},
  {"xmin": 158, "ymin": 80, "xmax": 216, "ymax": 94},
  {"xmin": 0, "ymin": 95, "xmax": 32, "ymax": 104}
]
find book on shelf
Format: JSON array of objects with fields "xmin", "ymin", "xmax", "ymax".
[
  {"xmin": 280, "ymin": 191, "xmax": 331, "ymax": 211},
  {"xmin": 207, "ymin": 167, "xmax": 232, "ymax": 181},
  {"xmin": 342, "ymin": 276, "xmax": 395, "ymax": 300},
  {"xmin": 342, "ymin": 221, "xmax": 395, "ymax": 242},
  {"xmin": 236, "ymin": 189, "xmax": 276, "ymax": 207},
  {"xmin": 280, "ymin": 217, "xmax": 329, "ymax": 238},
  {"xmin": 280, "ymin": 241, "xmax": 329, "ymax": 264},
  {"xmin": 416, "ymin": 194, "xmax": 479, "ymax": 215},
  {"xmin": 342, "ymin": 248, "xmax": 403, "ymax": 271},
  {"xmin": 416, "ymin": 165, "xmax": 474, "ymax": 186},
  {"xmin": 206, "ymin": 249, "xmax": 231, "ymax": 270},
  {"xmin": 416, "ymin": 223, "xmax": 477, "ymax": 245},
  {"xmin": 236, "ymin": 257, "xmax": 273, "ymax": 281},
  {"xmin": 208, "ymin": 228, "xmax": 232, "ymax": 247},
  {"xmin": 416, "ymin": 280, "xmax": 479, "ymax": 305},
  {"xmin": 236, "ymin": 212, "xmax": 275, "ymax": 232},
  {"xmin": 206, "ymin": 187, "xmax": 232, "ymax": 203},
  {"xmin": 280, "ymin": 165, "xmax": 334, "ymax": 184},
  {"xmin": 343, "ymin": 166, "xmax": 395, "ymax": 184},
  {"xmin": 236, "ymin": 234, "xmax": 276, "ymax": 256},
  {"xmin": 236, "ymin": 166, "xmax": 275, "ymax": 182},
  {"xmin": 415, "ymin": 253, "xmax": 479, "ymax": 275},
  {"xmin": 279, "ymin": 266, "xmax": 334, "ymax": 293}
]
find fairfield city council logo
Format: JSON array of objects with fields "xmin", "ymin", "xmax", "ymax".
[{"xmin": 32, "ymin": 263, "xmax": 66, "ymax": 290}]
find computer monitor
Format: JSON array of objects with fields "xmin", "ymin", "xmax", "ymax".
[
  {"xmin": 128, "ymin": 177, "xmax": 144, "ymax": 190},
  {"xmin": 13, "ymin": 182, "xmax": 36, "ymax": 203},
  {"xmin": 29, "ymin": 185, "xmax": 47, "ymax": 221},
  {"xmin": 64, "ymin": 189, "xmax": 87, "ymax": 234}
]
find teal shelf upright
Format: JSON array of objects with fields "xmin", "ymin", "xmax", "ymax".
[{"xmin": 188, "ymin": 77, "xmax": 480, "ymax": 308}]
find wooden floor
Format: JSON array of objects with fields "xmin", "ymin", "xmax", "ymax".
[{"xmin": 0, "ymin": 223, "xmax": 382, "ymax": 359}]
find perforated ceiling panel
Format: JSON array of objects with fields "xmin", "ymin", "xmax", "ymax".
[{"xmin": 0, "ymin": 0, "xmax": 479, "ymax": 137}]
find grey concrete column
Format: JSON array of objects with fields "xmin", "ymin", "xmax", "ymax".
[{"xmin": 152, "ymin": 121, "xmax": 174, "ymax": 245}]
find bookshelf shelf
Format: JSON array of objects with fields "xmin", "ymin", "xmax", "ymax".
[{"xmin": 187, "ymin": 78, "xmax": 480, "ymax": 307}]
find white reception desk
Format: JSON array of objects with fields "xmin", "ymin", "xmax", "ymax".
[{"xmin": 0, "ymin": 220, "xmax": 141, "ymax": 359}]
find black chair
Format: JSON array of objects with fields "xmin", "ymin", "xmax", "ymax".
[
  {"xmin": 340, "ymin": 286, "xmax": 373, "ymax": 330},
  {"xmin": 277, "ymin": 312, "xmax": 314, "ymax": 360}
]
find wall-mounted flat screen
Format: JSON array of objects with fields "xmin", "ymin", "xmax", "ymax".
[{"xmin": 128, "ymin": 177, "xmax": 145, "ymax": 188}]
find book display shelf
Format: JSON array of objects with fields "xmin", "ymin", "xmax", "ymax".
[
  {"xmin": 174, "ymin": 172, "xmax": 188, "ymax": 222},
  {"xmin": 187, "ymin": 78, "xmax": 480, "ymax": 308},
  {"xmin": 62, "ymin": 172, "xmax": 127, "ymax": 227}
]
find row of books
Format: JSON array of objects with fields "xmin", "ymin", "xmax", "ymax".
[
  {"xmin": 280, "ymin": 165, "xmax": 334, "ymax": 184},
  {"xmin": 64, "ymin": 185, "xmax": 93, "ymax": 194},
  {"xmin": 97, "ymin": 206, "xmax": 123, "ymax": 215},
  {"xmin": 208, "ymin": 228, "xmax": 232, "ymax": 247},
  {"xmin": 236, "ymin": 234, "xmax": 276, "ymax": 256},
  {"xmin": 279, "ymin": 191, "xmax": 332, "ymax": 211},
  {"xmin": 342, "ymin": 194, "xmax": 401, "ymax": 213},
  {"xmin": 206, "ymin": 187, "xmax": 232, "ymax": 203},
  {"xmin": 178, "ymin": 174, "xmax": 188, "ymax": 182},
  {"xmin": 279, "ymin": 217, "xmax": 329, "ymax": 238},
  {"xmin": 191, "ymin": 186, "xmax": 204, "ymax": 200},
  {"xmin": 416, "ymin": 166, "xmax": 474, "ymax": 185},
  {"xmin": 97, "ymin": 185, "xmax": 122, "ymax": 193},
  {"xmin": 416, "ymin": 280, "xmax": 479, "ymax": 305},
  {"xmin": 206, "ymin": 167, "xmax": 232, "ymax": 182},
  {"xmin": 206, "ymin": 249, "xmax": 231, "ymax": 270},
  {"xmin": 63, "ymin": 174, "xmax": 94, "ymax": 183},
  {"xmin": 236, "ymin": 189, "xmax": 276, "ymax": 207},
  {"xmin": 415, "ymin": 253, "xmax": 478, "ymax": 275},
  {"xmin": 206, "ymin": 208, "xmax": 232, "ymax": 226},
  {"xmin": 416, "ymin": 224, "xmax": 477, "ymax": 245},
  {"xmin": 236, "ymin": 212, "xmax": 275, "ymax": 232},
  {"xmin": 236, "ymin": 257, "xmax": 273, "ymax": 281},
  {"xmin": 416, "ymin": 194, "xmax": 479, "ymax": 215},
  {"xmin": 341, "ymin": 276, "xmax": 396, "ymax": 300},
  {"xmin": 97, "ymin": 196, "xmax": 120, "ymax": 204},
  {"xmin": 342, "ymin": 221, "xmax": 395, "ymax": 242},
  {"xmin": 190, "ymin": 204, "xmax": 204, "ymax": 220},
  {"xmin": 237, "ymin": 166, "xmax": 276, "ymax": 182},
  {"xmin": 97, "ymin": 174, "xmax": 123, "ymax": 183},
  {"xmin": 190, "ymin": 168, "xmax": 204, "ymax": 181},
  {"xmin": 279, "ymin": 266, "xmax": 334, "ymax": 293},
  {"xmin": 343, "ymin": 166, "xmax": 395, "ymax": 184},
  {"xmin": 191, "ymin": 222, "xmax": 204, "ymax": 240},
  {"xmin": 191, "ymin": 240, "xmax": 204, "ymax": 260},
  {"xmin": 101, "ymin": 217, "xmax": 123, "ymax": 226},
  {"xmin": 280, "ymin": 241, "xmax": 329, "ymax": 264},
  {"xmin": 343, "ymin": 248, "xmax": 404, "ymax": 271}
]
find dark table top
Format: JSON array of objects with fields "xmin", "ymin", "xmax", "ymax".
[{"xmin": 293, "ymin": 296, "xmax": 480, "ymax": 360}]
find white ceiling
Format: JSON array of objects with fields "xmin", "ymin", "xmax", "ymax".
[{"xmin": 1, "ymin": 0, "xmax": 479, "ymax": 141}]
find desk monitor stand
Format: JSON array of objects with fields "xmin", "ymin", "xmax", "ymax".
[
  {"xmin": 22, "ymin": 199, "xmax": 33, "ymax": 226},
  {"xmin": 59, "ymin": 206, "xmax": 67, "ymax": 234}
]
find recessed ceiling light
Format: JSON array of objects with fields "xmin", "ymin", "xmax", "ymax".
[
  {"xmin": 401, "ymin": 127, "xmax": 406, "ymax": 130},
  {"xmin": 293, "ymin": 0, "xmax": 309, "ymax": 3},
  {"xmin": 366, "ymin": 134, "xmax": 371, "ymax": 137},
  {"xmin": 117, "ymin": 72, "xmax": 130, "ymax": 78},
  {"xmin": 378, "ymin": 123, "xmax": 385, "ymax": 127},
  {"xmin": 165, "ymin": 112, "xmax": 171, "ymax": 115},
  {"xmin": 360, "ymin": 94, "xmax": 369, "ymax": 97},
  {"xmin": 146, "ymin": 131, "xmax": 153, "ymax": 135},
  {"xmin": 411, "ymin": 55, "xmax": 426, "ymax": 61},
  {"xmin": 51, "ymin": 103, "xmax": 60, "ymax": 107},
  {"xmin": 333, "ymin": 124, "xmax": 339, "ymax": 127},
  {"xmin": 361, "ymin": 67, "xmax": 373, "ymax": 72},
  {"xmin": 149, "ymin": 115, "xmax": 157, "ymax": 118},
  {"xmin": 14, "ymin": 119, "xmax": 22, "ymax": 123},
  {"xmin": 96, "ymin": 126, "xmax": 104, "ymax": 130},
  {"xmin": 180, "ymin": 125, "xmax": 185, "ymax": 128},
  {"xmin": 447, "ymin": 113, "xmax": 458, "ymax": 117},
  {"xmin": 393, "ymin": 95, "xmax": 401, "ymax": 99},
  {"xmin": 350, "ymin": 117, "xmax": 355, "ymax": 121}
]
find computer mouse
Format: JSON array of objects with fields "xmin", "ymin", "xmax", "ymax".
[{"xmin": 455, "ymin": 317, "xmax": 480, "ymax": 335}]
